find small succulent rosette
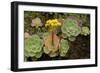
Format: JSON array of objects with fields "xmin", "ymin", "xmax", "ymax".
[
  {"xmin": 31, "ymin": 17, "xmax": 43, "ymax": 28},
  {"xmin": 81, "ymin": 26, "xmax": 90, "ymax": 36}
]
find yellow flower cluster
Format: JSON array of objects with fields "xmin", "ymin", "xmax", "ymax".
[{"xmin": 45, "ymin": 19, "xmax": 61, "ymax": 31}]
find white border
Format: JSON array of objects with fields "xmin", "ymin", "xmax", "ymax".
[{"xmin": 18, "ymin": 5, "xmax": 96, "ymax": 68}]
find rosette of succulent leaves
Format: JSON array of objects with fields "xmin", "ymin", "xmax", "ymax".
[
  {"xmin": 24, "ymin": 34, "xmax": 43, "ymax": 61},
  {"xmin": 31, "ymin": 17, "xmax": 45, "ymax": 34},
  {"xmin": 31, "ymin": 17, "xmax": 43, "ymax": 28},
  {"xmin": 61, "ymin": 17, "xmax": 81, "ymax": 41}
]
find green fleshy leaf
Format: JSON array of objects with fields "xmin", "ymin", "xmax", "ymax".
[
  {"xmin": 49, "ymin": 51, "xmax": 58, "ymax": 57},
  {"xmin": 35, "ymin": 52, "xmax": 43, "ymax": 58},
  {"xmin": 43, "ymin": 47, "xmax": 50, "ymax": 54},
  {"xmin": 68, "ymin": 36, "xmax": 76, "ymax": 41}
]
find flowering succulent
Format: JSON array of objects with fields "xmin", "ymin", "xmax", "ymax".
[
  {"xmin": 59, "ymin": 39, "xmax": 69, "ymax": 57},
  {"xmin": 31, "ymin": 17, "xmax": 43, "ymax": 28},
  {"xmin": 24, "ymin": 35, "xmax": 43, "ymax": 60},
  {"xmin": 61, "ymin": 17, "xmax": 81, "ymax": 41},
  {"xmin": 43, "ymin": 32, "xmax": 60, "ymax": 57},
  {"xmin": 45, "ymin": 19, "xmax": 61, "ymax": 31},
  {"xmin": 43, "ymin": 19, "xmax": 61, "ymax": 57},
  {"xmin": 81, "ymin": 26, "xmax": 90, "ymax": 36}
]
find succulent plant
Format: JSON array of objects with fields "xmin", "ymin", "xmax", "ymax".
[
  {"xmin": 81, "ymin": 26, "xmax": 90, "ymax": 36},
  {"xmin": 31, "ymin": 17, "xmax": 43, "ymax": 28},
  {"xmin": 43, "ymin": 32, "xmax": 60, "ymax": 57},
  {"xmin": 43, "ymin": 19, "xmax": 61, "ymax": 57},
  {"xmin": 59, "ymin": 39, "xmax": 69, "ymax": 57},
  {"xmin": 24, "ymin": 35, "xmax": 43, "ymax": 60},
  {"xmin": 61, "ymin": 17, "xmax": 81, "ymax": 41}
]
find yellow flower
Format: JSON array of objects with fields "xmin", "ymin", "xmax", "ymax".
[{"xmin": 45, "ymin": 19, "xmax": 61, "ymax": 31}]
